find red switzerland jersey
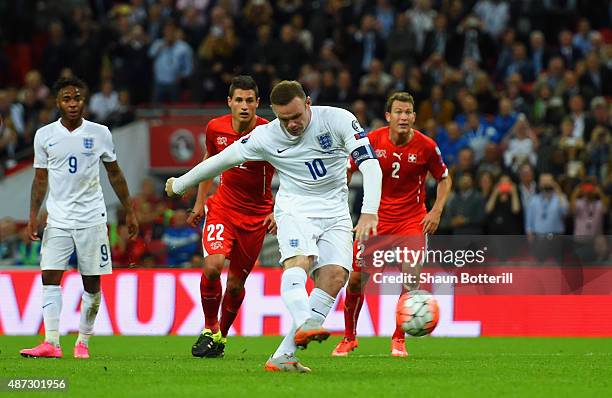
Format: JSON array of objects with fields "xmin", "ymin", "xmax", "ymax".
[
  {"xmin": 352, "ymin": 127, "xmax": 448, "ymax": 226},
  {"xmin": 205, "ymin": 115, "xmax": 273, "ymax": 216}
]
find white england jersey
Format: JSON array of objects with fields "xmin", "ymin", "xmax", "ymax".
[
  {"xmin": 33, "ymin": 119, "xmax": 116, "ymax": 229},
  {"xmin": 235, "ymin": 106, "xmax": 374, "ymax": 218}
]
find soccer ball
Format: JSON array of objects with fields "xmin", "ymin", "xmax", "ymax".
[{"xmin": 396, "ymin": 290, "xmax": 440, "ymax": 337}]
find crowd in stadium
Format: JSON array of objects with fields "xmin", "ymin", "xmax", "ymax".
[{"xmin": 1, "ymin": 0, "xmax": 612, "ymax": 267}]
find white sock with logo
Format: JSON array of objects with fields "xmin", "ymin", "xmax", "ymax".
[
  {"xmin": 76, "ymin": 291, "xmax": 101, "ymax": 346},
  {"xmin": 272, "ymin": 288, "xmax": 336, "ymax": 358},
  {"xmin": 280, "ymin": 267, "xmax": 310, "ymax": 328},
  {"xmin": 42, "ymin": 285, "xmax": 62, "ymax": 347}
]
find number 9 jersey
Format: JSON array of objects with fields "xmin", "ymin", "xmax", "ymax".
[
  {"xmin": 33, "ymin": 119, "xmax": 116, "ymax": 229},
  {"xmin": 236, "ymin": 106, "xmax": 376, "ymax": 218}
]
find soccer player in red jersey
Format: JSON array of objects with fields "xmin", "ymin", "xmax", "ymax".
[
  {"xmin": 332, "ymin": 92, "xmax": 452, "ymax": 357},
  {"xmin": 189, "ymin": 76, "xmax": 275, "ymax": 358}
]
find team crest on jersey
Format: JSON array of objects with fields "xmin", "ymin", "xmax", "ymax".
[
  {"xmin": 408, "ymin": 153, "xmax": 418, "ymax": 163},
  {"xmin": 217, "ymin": 136, "xmax": 228, "ymax": 146},
  {"xmin": 289, "ymin": 239, "xmax": 299, "ymax": 248},
  {"xmin": 317, "ymin": 132, "xmax": 333, "ymax": 150},
  {"xmin": 83, "ymin": 137, "xmax": 94, "ymax": 149},
  {"xmin": 375, "ymin": 149, "xmax": 386, "ymax": 158}
]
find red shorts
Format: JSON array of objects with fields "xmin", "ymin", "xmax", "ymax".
[
  {"xmin": 202, "ymin": 207, "xmax": 268, "ymax": 277},
  {"xmin": 353, "ymin": 220, "xmax": 426, "ymax": 273}
]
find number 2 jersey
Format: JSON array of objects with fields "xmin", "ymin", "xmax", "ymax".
[
  {"xmin": 204, "ymin": 114, "xmax": 274, "ymax": 218},
  {"xmin": 33, "ymin": 119, "xmax": 116, "ymax": 229},
  {"xmin": 351, "ymin": 127, "xmax": 448, "ymax": 228}
]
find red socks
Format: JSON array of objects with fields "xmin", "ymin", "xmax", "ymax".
[
  {"xmin": 343, "ymin": 290, "xmax": 364, "ymax": 340},
  {"xmin": 219, "ymin": 287, "xmax": 245, "ymax": 338},
  {"xmin": 200, "ymin": 274, "xmax": 222, "ymax": 333}
]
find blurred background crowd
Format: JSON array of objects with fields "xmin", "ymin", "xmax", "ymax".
[{"xmin": 1, "ymin": 0, "xmax": 612, "ymax": 267}]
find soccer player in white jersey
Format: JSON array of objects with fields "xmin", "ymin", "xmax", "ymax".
[
  {"xmin": 20, "ymin": 76, "xmax": 139, "ymax": 359},
  {"xmin": 165, "ymin": 80, "xmax": 382, "ymax": 372}
]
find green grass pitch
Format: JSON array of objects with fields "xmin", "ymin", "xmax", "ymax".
[{"xmin": 1, "ymin": 336, "xmax": 611, "ymax": 397}]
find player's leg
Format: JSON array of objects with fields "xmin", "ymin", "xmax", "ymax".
[
  {"xmin": 75, "ymin": 275, "xmax": 101, "ymax": 358},
  {"xmin": 265, "ymin": 211, "xmax": 319, "ymax": 371},
  {"xmin": 333, "ymin": 268, "xmax": 369, "ymax": 356},
  {"xmin": 218, "ymin": 224, "xmax": 266, "ymax": 339},
  {"xmin": 391, "ymin": 231, "xmax": 426, "ymax": 357},
  {"xmin": 73, "ymin": 224, "xmax": 112, "ymax": 359},
  {"xmin": 20, "ymin": 228, "xmax": 73, "ymax": 358},
  {"xmin": 193, "ymin": 214, "xmax": 235, "ymax": 357},
  {"xmin": 296, "ymin": 215, "xmax": 352, "ymax": 349}
]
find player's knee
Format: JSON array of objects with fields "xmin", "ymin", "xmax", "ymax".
[
  {"xmin": 347, "ymin": 273, "xmax": 362, "ymax": 293},
  {"xmin": 226, "ymin": 275, "xmax": 245, "ymax": 297},
  {"xmin": 203, "ymin": 256, "xmax": 224, "ymax": 280}
]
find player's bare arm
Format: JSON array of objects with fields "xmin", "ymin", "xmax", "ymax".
[
  {"xmin": 28, "ymin": 168, "xmax": 48, "ymax": 240},
  {"xmin": 263, "ymin": 212, "xmax": 277, "ymax": 234},
  {"xmin": 104, "ymin": 161, "xmax": 139, "ymax": 239},
  {"xmin": 422, "ymin": 175, "xmax": 452, "ymax": 235},
  {"xmin": 166, "ymin": 143, "xmax": 247, "ymax": 197},
  {"xmin": 187, "ymin": 152, "xmax": 213, "ymax": 227}
]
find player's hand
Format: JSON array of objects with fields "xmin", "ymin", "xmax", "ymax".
[
  {"xmin": 165, "ymin": 178, "xmax": 177, "ymax": 197},
  {"xmin": 354, "ymin": 213, "xmax": 378, "ymax": 242},
  {"xmin": 125, "ymin": 210, "xmax": 139, "ymax": 239},
  {"xmin": 27, "ymin": 217, "xmax": 40, "ymax": 241},
  {"xmin": 421, "ymin": 209, "xmax": 442, "ymax": 235},
  {"xmin": 187, "ymin": 201, "xmax": 205, "ymax": 227},
  {"xmin": 263, "ymin": 213, "xmax": 277, "ymax": 235}
]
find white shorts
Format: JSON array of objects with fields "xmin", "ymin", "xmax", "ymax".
[
  {"xmin": 276, "ymin": 210, "xmax": 353, "ymax": 274},
  {"xmin": 40, "ymin": 224, "xmax": 112, "ymax": 275}
]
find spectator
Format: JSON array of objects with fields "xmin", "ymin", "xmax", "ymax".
[
  {"xmin": 572, "ymin": 18, "xmax": 594, "ymax": 55},
  {"xmin": 503, "ymin": 114, "xmax": 538, "ymax": 173},
  {"xmin": 526, "ymin": 173, "xmax": 568, "ymax": 237},
  {"xmin": 473, "ymin": 0, "xmax": 510, "ymax": 39},
  {"xmin": 461, "ymin": 112, "xmax": 500, "ymax": 162},
  {"xmin": 162, "ymin": 209, "xmax": 200, "ymax": 267},
  {"xmin": 580, "ymin": 52, "xmax": 612, "ymax": 100},
  {"xmin": 504, "ymin": 43, "xmax": 535, "ymax": 83},
  {"xmin": 422, "ymin": 13, "xmax": 449, "ymax": 61},
  {"xmin": 358, "ymin": 58, "xmax": 392, "ymax": 112},
  {"xmin": 437, "ymin": 121, "xmax": 463, "ymax": 167},
  {"xmin": 245, "ymin": 24, "xmax": 275, "ymax": 97},
  {"xmin": 41, "ymin": 21, "xmax": 73, "ymax": 85},
  {"xmin": 568, "ymin": 94, "xmax": 596, "ymax": 142},
  {"xmin": 493, "ymin": 97, "xmax": 518, "ymax": 138},
  {"xmin": 591, "ymin": 97, "xmax": 611, "ymax": 131},
  {"xmin": 517, "ymin": 163, "xmax": 537, "ymax": 215},
  {"xmin": 336, "ymin": 69, "xmax": 358, "ymax": 104},
  {"xmin": 477, "ymin": 142, "xmax": 504, "ymax": 179},
  {"xmin": 271, "ymin": 24, "xmax": 308, "ymax": 80},
  {"xmin": 529, "ymin": 30, "xmax": 550, "ymax": 78},
  {"xmin": 406, "ymin": 0, "xmax": 436, "ymax": 55},
  {"xmin": 570, "ymin": 181, "xmax": 608, "ymax": 236},
  {"xmin": 89, "ymin": 80, "xmax": 120, "ymax": 124},
  {"xmin": 585, "ymin": 126, "xmax": 610, "ymax": 180},
  {"xmin": 477, "ymin": 170, "xmax": 494, "ymax": 200},
  {"xmin": 452, "ymin": 147, "xmax": 477, "ymax": 183},
  {"xmin": 149, "ymin": 21, "xmax": 194, "ymax": 103},
  {"xmin": 556, "ymin": 29, "xmax": 583, "ymax": 69},
  {"xmin": 485, "ymin": 176, "xmax": 522, "ymax": 234},
  {"xmin": 386, "ymin": 13, "xmax": 418, "ymax": 68},
  {"xmin": 349, "ymin": 14, "xmax": 386, "ymax": 76},
  {"xmin": 446, "ymin": 174, "xmax": 485, "ymax": 234},
  {"xmin": 417, "ymin": 84, "xmax": 454, "ymax": 127}
]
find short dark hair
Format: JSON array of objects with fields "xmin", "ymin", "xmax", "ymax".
[
  {"xmin": 385, "ymin": 92, "xmax": 415, "ymax": 113},
  {"xmin": 53, "ymin": 76, "xmax": 88, "ymax": 96},
  {"xmin": 270, "ymin": 80, "xmax": 306, "ymax": 106},
  {"xmin": 229, "ymin": 75, "xmax": 259, "ymax": 98}
]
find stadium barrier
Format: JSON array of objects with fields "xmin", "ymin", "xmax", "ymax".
[{"xmin": 1, "ymin": 268, "xmax": 612, "ymax": 337}]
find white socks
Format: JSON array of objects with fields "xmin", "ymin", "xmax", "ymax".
[
  {"xmin": 76, "ymin": 291, "xmax": 101, "ymax": 346},
  {"xmin": 42, "ymin": 285, "xmax": 62, "ymax": 346},
  {"xmin": 308, "ymin": 288, "xmax": 335, "ymax": 324},
  {"xmin": 280, "ymin": 267, "xmax": 310, "ymax": 328},
  {"xmin": 273, "ymin": 287, "xmax": 337, "ymax": 358}
]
